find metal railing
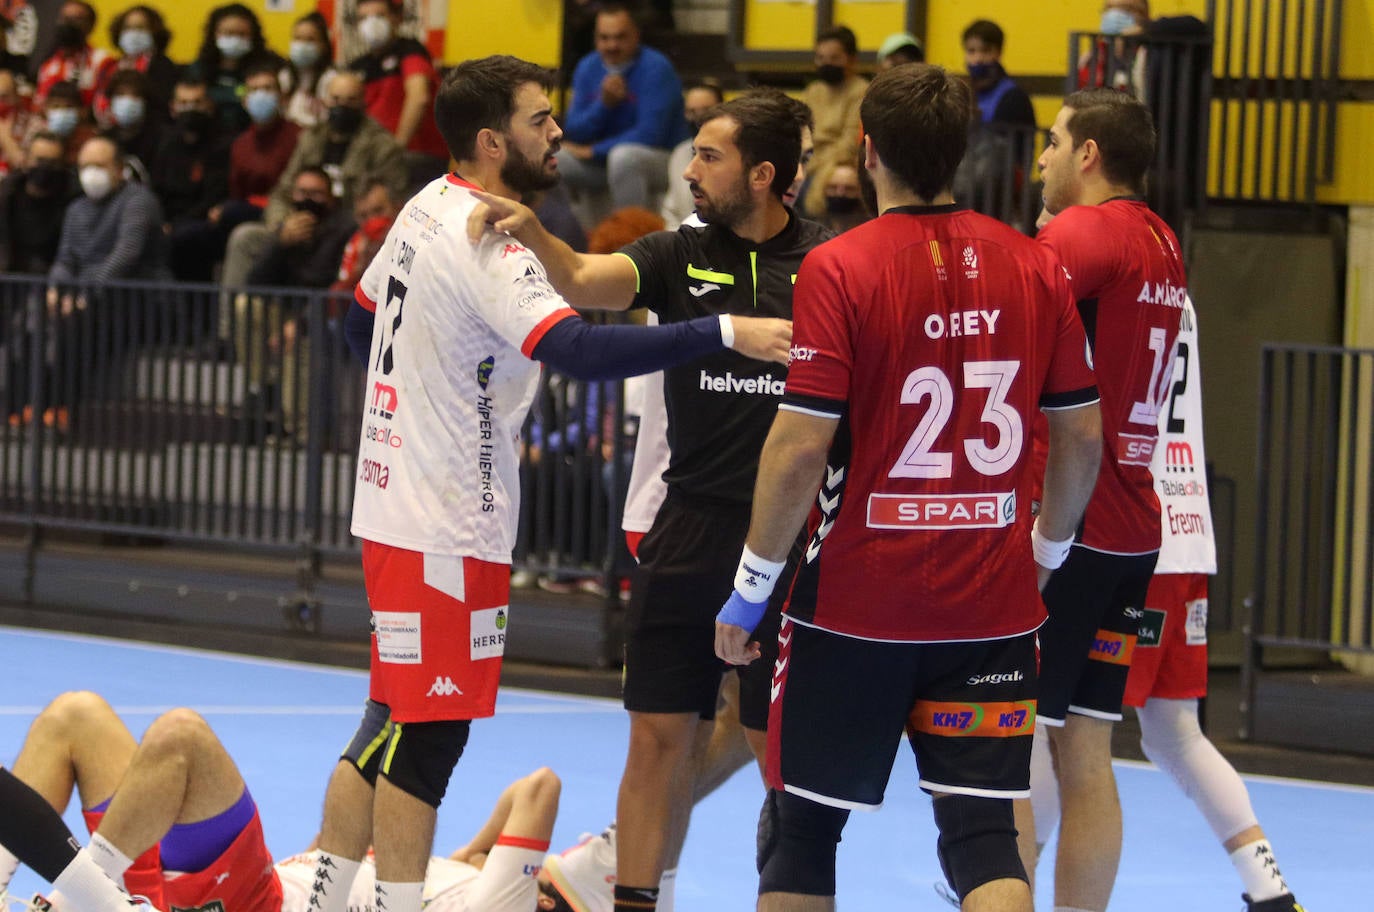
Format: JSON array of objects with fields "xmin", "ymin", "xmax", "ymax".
[
  {"xmin": 0, "ymin": 275, "xmax": 630, "ymax": 602},
  {"xmin": 1246, "ymin": 344, "xmax": 1374, "ymax": 732},
  {"xmin": 953, "ymin": 124, "xmax": 1045, "ymax": 236},
  {"xmin": 1068, "ymin": 28, "xmax": 1214, "ymax": 232}
]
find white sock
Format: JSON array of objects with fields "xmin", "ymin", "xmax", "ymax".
[
  {"xmin": 51, "ymin": 851, "xmax": 134, "ymax": 912},
  {"xmin": 86, "ymin": 836, "xmax": 133, "ymax": 886},
  {"xmin": 375, "ymin": 879, "xmax": 423, "ymax": 912},
  {"xmin": 657, "ymin": 868, "xmax": 676, "ymax": 912},
  {"xmin": 308, "ymin": 851, "xmax": 362, "ymax": 912},
  {"xmin": 0, "ymin": 845, "xmax": 20, "ymax": 894},
  {"xmin": 1230, "ymin": 840, "xmax": 1289, "ymax": 902}
]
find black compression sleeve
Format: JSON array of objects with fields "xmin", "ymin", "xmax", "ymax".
[
  {"xmin": 531, "ymin": 314, "xmax": 726, "ymax": 381},
  {"xmin": 0, "ymin": 767, "xmax": 80, "ymax": 882},
  {"xmin": 344, "ymin": 297, "xmax": 375, "ymax": 366}
]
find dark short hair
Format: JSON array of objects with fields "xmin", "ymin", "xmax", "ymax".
[
  {"xmin": 686, "ymin": 81, "xmax": 724, "ymax": 105},
  {"xmin": 357, "ymin": 0, "xmax": 402, "ymax": 14},
  {"xmin": 1062, "ymin": 88, "xmax": 1156, "ymax": 194},
  {"xmin": 594, "ymin": 1, "xmax": 641, "ymax": 29},
  {"xmin": 962, "ymin": 19, "xmax": 1004, "ymax": 51},
  {"xmin": 435, "ymin": 55, "xmax": 554, "ymax": 163},
  {"xmin": 296, "ymin": 165, "xmax": 333, "ymax": 191},
  {"xmin": 173, "ymin": 74, "xmax": 209, "ymax": 94},
  {"xmin": 105, "ymin": 68, "xmax": 150, "ymax": 97},
  {"xmin": 860, "ymin": 64, "xmax": 971, "ymax": 201},
  {"xmin": 816, "ymin": 24, "xmax": 858, "ymax": 58},
  {"xmin": 27, "ymin": 130, "xmax": 63, "ymax": 150},
  {"xmin": 62, "ymin": 1, "xmax": 96, "ymax": 29},
  {"xmin": 701, "ymin": 88, "xmax": 803, "ymax": 200},
  {"xmin": 242, "ymin": 59, "xmax": 280, "ymax": 83},
  {"xmin": 46, "ymin": 80, "xmax": 83, "ymax": 106},
  {"xmin": 888, "ymin": 44, "xmax": 924, "ymax": 65},
  {"xmin": 81, "ymin": 133, "xmax": 123, "ymax": 162},
  {"xmin": 109, "ymin": 5, "xmax": 170, "ymax": 54}
]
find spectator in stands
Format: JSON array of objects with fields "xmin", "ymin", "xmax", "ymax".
[
  {"xmin": 0, "ymin": 14, "xmax": 30, "ymax": 76},
  {"xmin": 962, "ymin": 19, "xmax": 1036, "ymax": 130},
  {"xmin": 801, "ymin": 24, "xmax": 867, "ymax": 215},
  {"xmin": 558, "ymin": 0, "xmax": 688, "ymax": 220},
  {"xmin": 0, "ymin": 131, "xmax": 79, "ymax": 274},
  {"xmin": 229, "ymin": 61, "xmax": 300, "ymax": 219},
  {"xmin": 154, "ymin": 76, "xmax": 234, "ymax": 282},
  {"xmin": 50, "ymin": 134, "xmax": 167, "ymax": 283},
  {"xmin": 347, "ymin": 0, "xmax": 447, "ymax": 183},
  {"xmin": 32, "ymin": 81, "xmax": 96, "ymax": 166},
  {"xmin": 332, "ymin": 175, "xmax": 402, "ymax": 292},
  {"xmin": 815, "ymin": 157, "xmax": 868, "ymax": 233},
  {"xmin": 99, "ymin": 5, "xmax": 178, "ymax": 125},
  {"xmin": 876, "ymin": 31, "xmax": 924, "ymax": 69},
  {"xmin": 185, "ymin": 3, "xmax": 276, "ymax": 135},
  {"xmin": 247, "ymin": 167, "xmax": 356, "ymax": 289},
  {"xmin": 104, "ymin": 69, "xmax": 165, "ymax": 180},
  {"xmin": 35, "ymin": 1, "xmax": 116, "ymax": 108},
  {"xmin": 220, "ymin": 71, "xmax": 405, "ymax": 290},
  {"xmin": 283, "ymin": 11, "xmax": 336, "ymax": 128},
  {"xmin": 659, "ymin": 80, "xmax": 723, "ymax": 229},
  {"xmin": 0, "ymin": 69, "xmax": 36, "ymax": 172}
]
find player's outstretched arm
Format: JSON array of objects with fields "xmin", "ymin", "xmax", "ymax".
[
  {"xmin": 466, "ymin": 191, "xmax": 638, "ymax": 311},
  {"xmin": 1036, "ymin": 402, "xmax": 1102, "ymax": 589},
  {"xmin": 716, "ymin": 410, "xmax": 837, "ymax": 665}
]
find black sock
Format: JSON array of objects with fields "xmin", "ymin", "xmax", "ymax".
[
  {"xmin": 613, "ymin": 884, "xmax": 660, "ymax": 911},
  {"xmin": 0, "ymin": 768, "xmax": 81, "ymax": 882}
]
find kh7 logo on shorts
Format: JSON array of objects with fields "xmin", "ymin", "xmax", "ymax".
[{"xmin": 909, "ymin": 700, "xmax": 1036, "ymax": 737}]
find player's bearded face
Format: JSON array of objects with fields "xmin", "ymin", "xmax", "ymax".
[
  {"xmin": 690, "ymin": 170, "xmax": 752, "ymax": 227},
  {"xmin": 501, "ymin": 131, "xmax": 561, "ymax": 195}
]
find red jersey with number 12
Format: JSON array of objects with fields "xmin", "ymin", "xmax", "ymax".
[
  {"xmin": 1037, "ymin": 199, "xmax": 1187, "ymax": 554},
  {"xmin": 782, "ymin": 206, "xmax": 1098, "ymax": 642}
]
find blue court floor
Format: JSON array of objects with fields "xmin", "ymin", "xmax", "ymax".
[{"xmin": 0, "ymin": 628, "xmax": 1365, "ymax": 910}]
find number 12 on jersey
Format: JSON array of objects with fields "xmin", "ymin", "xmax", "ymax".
[{"xmin": 889, "ymin": 360, "xmax": 1023, "ymax": 479}]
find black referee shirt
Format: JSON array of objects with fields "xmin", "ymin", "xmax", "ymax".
[{"xmin": 618, "ymin": 212, "xmax": 833, "ymax": 504}]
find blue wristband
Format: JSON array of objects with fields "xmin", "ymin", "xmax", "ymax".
[{"xmin": 717, "ymin": 589, "xmax": 768, "ymax": 634}]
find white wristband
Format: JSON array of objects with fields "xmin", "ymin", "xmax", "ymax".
[
  {"xmin": 733, "ymin": 546, "xmax": 786, "ymax": 601},
  {"xmin": 1031, "ymin": 520, "xmax": 1075, "ymax": 570},
  {"xmin": 718, "ymin": 314, "xmax": 735, "ymax": 349}
]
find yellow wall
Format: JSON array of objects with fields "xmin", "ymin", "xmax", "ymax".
[{"xmin": 84, "ymin": 0, "xmax": 562, "ymax": 69}]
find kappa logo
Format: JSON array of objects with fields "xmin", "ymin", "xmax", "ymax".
[
  {"xmin": 501, "ymin": 243, "xmax": 526, "ymax": 258},
  {"xmin": 688, "ymin": 282, "xmax": 721, "ymax": 297},
  {"xmin": 426, "ymin": 676, "xmax": 463, "ymax": 697}
]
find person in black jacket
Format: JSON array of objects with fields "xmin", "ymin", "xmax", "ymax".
[
  {"xmin": 153, "ymin": 75, "xmax": 234, "ymax": 282},
  {"xmin": 247, "ymin": 166, "xmax": 356, "ymax": 289},
  {"xmin": 0, "ymin": 131, "xmax": 79, "ymax": 275}
]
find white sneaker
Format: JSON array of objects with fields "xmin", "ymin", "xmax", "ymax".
[{"xmin": 543, "ymin": 825, "xmax": 616, "ymax": 912}]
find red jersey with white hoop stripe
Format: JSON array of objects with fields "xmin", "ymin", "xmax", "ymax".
[
  {"xmin": 1037, "ymin": 198, "xmax": 1188, "ymax": 555},
  {"xmin": 351, "ymin": 174, "xmax": 578, "ymax": 562},
  {"xmin": 782, "ymin": 205, "xmax": 1098, "ymax": 642}
]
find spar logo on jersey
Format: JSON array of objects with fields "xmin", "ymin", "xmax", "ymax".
[
  {"xmin": 477, "ymin": 356, "xmax": 494, "ymax": 390},
  {"xmin": 788, "ymin": 346, "xmax": 818, "ymax": 364},
  {"xmin": 369, "ymin": 381, "xmax": 398, "ymax": 420},
  {"xmin": 865, "ymin": 491, "xmax": 1016, "ymax": 531},
  {"xmin": 1116, "ymin": 433, "xmax": 1155, "ymax": 466}
]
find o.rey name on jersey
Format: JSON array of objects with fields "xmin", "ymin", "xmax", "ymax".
[{"xmin": 780, "ymin": 206, "xmax": 1098, "ymax": 643}]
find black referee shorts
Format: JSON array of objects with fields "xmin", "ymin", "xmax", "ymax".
[{"xmin": 623, "ymin": 490, "xmax": 792, "ymax": 731}]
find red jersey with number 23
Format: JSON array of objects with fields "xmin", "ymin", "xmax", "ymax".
[
  {"xmin": 782, "ymin": 206, "xmax": 1098, "ymax": 642},
  {"xmin": 1037, "ymin": 198, "xmax": 1187, "ymax": 555}
]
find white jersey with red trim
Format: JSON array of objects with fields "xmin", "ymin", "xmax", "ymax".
[
  {"xmin": 621, "ymin": 312, "xmax": 670, "ymax": 534},
  {"xmin": 351, "ymin": 174, "xmax": 577, "ymax": 561},
  {"xmin": 1151, "ymin": 296, "xmax": 1216, "ymax": 574}
]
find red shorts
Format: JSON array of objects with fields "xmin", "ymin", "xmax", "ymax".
[
  {"xmin": 363, "ymin": 540, "xmax": 511, "ymax": 722},
  {"xmin": 83, "ymin": 808, "xmax": 281, "ymax": 912},
  {"xmin": 1123, "ymin": 572, "xmax": 1209, "ymax": 707},
  {"xmin": 82, "ymin": 809, "xmax": 164, "ymax": 908}
]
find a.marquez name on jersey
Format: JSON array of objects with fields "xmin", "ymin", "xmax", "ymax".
[
  {"xmin": 698, "ymin": 370, "xmax": 786, "ymax": 396},
  {"xmin": 1136, "ymin": 280, "xmax": 1187, "ymax": 308}
]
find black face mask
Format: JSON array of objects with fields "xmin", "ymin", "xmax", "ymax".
[
  {"xmin": 293, "ymin": 197, "xmax": 330, "ymax": 219},
  {"xmin": 176, "ymin": 109, "xmax": 213, "ymax": 137},
  {"xmin": 54, "ymin": 22, "xmax": 85, "ymax": 49},
  {"xmin": 825, "ymin": 195, "xmax": 861, "ymax": 215},
  {"xmin": 816, "ymin": 64, "xmax": 845, "ymax": 86},
  {"xmin": 27, "ymin": 162, "xmax": 66, "ymax": 196},
  {"xmin": 328, "ymin": 105, "xmax": 363, "ymax": 136}
]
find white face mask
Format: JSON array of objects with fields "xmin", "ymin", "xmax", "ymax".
[
  {"xmin": 358, "ymin": 16, "xmax": 392, "ymax": 51},
  {"xmin": 79, "ymin": 165, "xmax": 114, "ymax": 199},
  {"xmin": 289, "ymin": 40, "xmax": 321, "ymax": 70},
  {"xmin": 216, "ymin": 34, "xmax": 252, "ymax": 60},
  {"xmin": 118, "ymin": 28, "xmax": 154, "ymax": 57}
]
